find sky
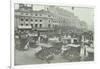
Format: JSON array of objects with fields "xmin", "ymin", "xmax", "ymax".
[
  {"xmin": 60, "ymin": 6, "xmax": 94, "ymax": 30},
  {"xmin": 14, "ymin": 4, "xmax": 94, "ymax": 30}
]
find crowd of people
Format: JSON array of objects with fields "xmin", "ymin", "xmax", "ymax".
[{"xmin": 15, "ymin": 29, "xmax": 94, "ymax": 62}]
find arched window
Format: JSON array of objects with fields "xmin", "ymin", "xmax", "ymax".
[
  {"xmin": 48, "ymin": 24, "xmax": 51, "ymax": 28},
  {"xmin": 35, "ymin": 19, "xmax": 38, "ymax": 22},
  {"xmin": 31, "ymin": 19, "xmax": 33, "ymax": 21},
  {"xmin": 31, "ymin": 24, "xmax": 33, "ymax": 28},
  {"xmin": 21, "ymin": 19, "xmax": 23, "ymax": 21},
  {"xmin": 35, "ymin": 14, "xmax": 37, "ymax": 16},
  {"xmin": 26, "ymin": 24, "xmax": 28, "ymax": 26},
  {"xmin": 35, "ymin": 24, "xmax": 38, "ymax": 28},
  {"xmin": 40, "ymin": 20, "xmax": 42, "ymax": 22},
  {"xmin": 26, "ymin": 19, "xmax": 28, "ymax": 21},
  {"xmin": 40, "ymin": 24, "xmax": 42, "ymax": 28},
  {"xmin": 21, "ymin": 24, "xmax": 23, "ymax": 26}
]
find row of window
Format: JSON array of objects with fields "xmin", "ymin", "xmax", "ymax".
[
  {"xmin": 20, "ymin": 18, "xmax": 64, "ymax": 23},
  {"xmin": 21, "ymin": 19, "xmax": 43, "ymax": 22},
  {"xmin": 21, "ymin": 13, "xmax": 67, "ymax": 19},
  {"xmin": 20, "ymin": 13, "xmax": 66, "ymax": 19},
  {"xmin": 20, "ymin": 19, "xmax": 65, "ymax": 24},
  {"xmin": 21, "ymin": 13, "xmax": 51, "ymax": 17},
  {"xmin": 20, "ymin": 19, "xmax": 52, "ymax": 23},
  {"xmin": 20, "ymin": 24, "xmax": 51, "ymax": 28}
]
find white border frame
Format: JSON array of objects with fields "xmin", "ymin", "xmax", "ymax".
[{"xmin": 10, "ymin": 0, "xmax": 95, "ymax": 69}]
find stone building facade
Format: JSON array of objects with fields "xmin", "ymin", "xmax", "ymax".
[
  {"xmin": 15, "ymin": 4, "xmax": 63, "ymax": 32},
  {"xmin": 14, "ymin": 4, "xmax": 87, "ymax": 33}
]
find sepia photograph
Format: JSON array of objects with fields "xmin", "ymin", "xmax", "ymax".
[{"xmin": 14, "ymin": 3, "xmax": 94, "ymax": 65}]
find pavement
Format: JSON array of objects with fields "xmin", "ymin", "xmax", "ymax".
[
  {"xmin": 14, "ymin": 45, "xmax": 69, "ymax": 65},
  {"xmin": 15, "ymin": 47, "xmax": 47, "ymax": 65}
]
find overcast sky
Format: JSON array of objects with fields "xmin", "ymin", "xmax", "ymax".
[
  {"xmin": 60, "ymin": 6, "xmax": 94, "ymax": 30},
  {"xmin": 15, "ymin": 4, "xmax": 94, "ymax": 30}
]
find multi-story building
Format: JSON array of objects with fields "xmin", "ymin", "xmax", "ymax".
[
  {"xmin": 15, "ymin": 4, "xmax": 62, "ymax": 32},
  {"xmin": 14, "ymin": 4, "xmax": 87, "ymax": 33}
]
